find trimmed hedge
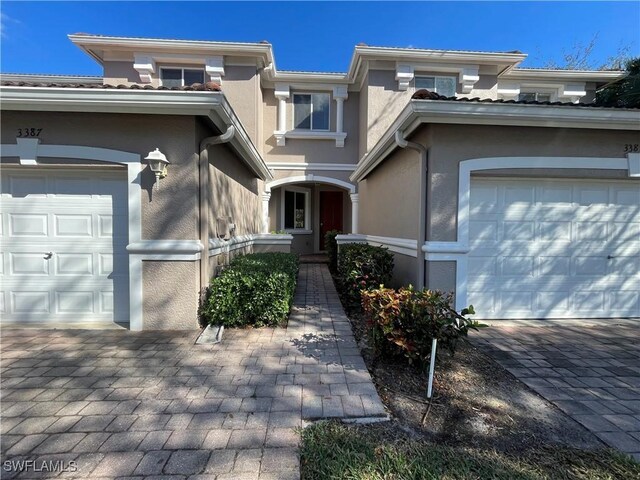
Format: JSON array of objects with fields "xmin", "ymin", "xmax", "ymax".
[
  {"xmin": 324, "ymin": 230, "xmax": 341, "ymax": 273},
  {"xmin": 362, "ymin": 286, "xmax": 483, "ymax": 369},
  {"xmin": 337, "ymin": 243, "xmax": 394, "ymax": 308},
  {"xmin": 200, "ymin": 252, "xmax": 299, "ymax": 328}
]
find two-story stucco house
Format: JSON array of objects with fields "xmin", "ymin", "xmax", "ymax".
[{"xmin": 1, "ymin": 34, "xmax": 639, "ymax": 330}]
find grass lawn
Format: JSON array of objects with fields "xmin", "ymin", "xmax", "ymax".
[{"xmin": 300, "ymin": 421, "xmax": 640, "ymax": 480}]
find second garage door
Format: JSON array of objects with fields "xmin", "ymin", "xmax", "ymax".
[{"xmin": 467, "ymin": 177, "xmax": 640, "ymax": 319}]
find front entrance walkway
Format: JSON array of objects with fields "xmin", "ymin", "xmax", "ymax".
[
  {"xmin": 0, "ymin": 264, "xmax": 385, "ymax": 479},
  {"xmin": 474, "ymin": 324, "xmax": 640, "ymax": 460}
]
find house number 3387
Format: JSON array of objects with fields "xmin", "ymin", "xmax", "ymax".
[
  {"xmin": 17, "ymin": 128, "xmax": 42, "ymax": 137},
  {"xmin": 624, "ymin": 144, "xmax": 639, "ymax": 153}
]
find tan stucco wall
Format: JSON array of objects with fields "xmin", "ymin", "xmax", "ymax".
[
  {"xmin": 221, "ymin": 66, "xmax": 261, "ymax": 147},
  {"xmin": 254, "ymin": 244, "xmax": 290, "ymax": 253},
  {"xmin": 143, "ymin": 261, "xmax": 199, "ymax": 329},
  {"xmin": 103, "ymin": 61, "xmax": 141, "ymax": 85},
  {"xmin": 1, "ymin": 111, "xmax": 200, "ymax": 241},
  {"xmin": 357, "ymin": 142, "xmax": 422, "ymax": 240},
  {"xmin": 262, "ymin": 89, "xmax": 360, "ymax": 164},
  {"xmin": 389, "ymin": 253, "xmax": 417, "ymax": 289},
  {"xmin": 207, "ymin": 142, "xmax": 263, "ymax": 239}
]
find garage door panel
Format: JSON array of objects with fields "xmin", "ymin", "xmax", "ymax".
[
  {"xmin": 10, "ymin": 213, "xmax": 48, "ymax": 236},
  {"xmin": 469, "ymin": 178, "xmax": 640, "ymax": 319},
  {"xmin": 11, "ymin": 291, "xmax": 50, "ymax": 313},
  {"xmin": 1, "ymin": 168, "xmax": 128, "ymax": 324},
  {"xmin": 55, "ymin": 253, "xmax": 94, "ymax": 275},
  {"xmin": 10, "ymin": 253, "xmax": 49, "ymax": 275},
  {"xmin": 55, "ymin": 214, "xmax": 93, "ymax": 237}
]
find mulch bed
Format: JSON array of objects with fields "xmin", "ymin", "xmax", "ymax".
[{"xmin": 337, "ymin": 282, "xmax": 602, "ymax": 453}]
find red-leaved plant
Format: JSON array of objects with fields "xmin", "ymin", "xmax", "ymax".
[{"xmin": 362, "ymin": 286, "xmax": 484, "ymax": 369}]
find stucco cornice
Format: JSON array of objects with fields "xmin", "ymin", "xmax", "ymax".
[
  {"xmin": 351, "ymin": 100, "xmax": 640, "ymax": 182},
  {"xmin": 504, "ymin": 68, "xmax": 625, "ymax": 82}
]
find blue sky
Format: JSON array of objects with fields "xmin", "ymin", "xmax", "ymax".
[{"xmin": 1, "ymin": 1, "xmax": 638, "ymax": 75}]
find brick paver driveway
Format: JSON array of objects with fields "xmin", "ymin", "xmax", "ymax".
[
  {"xmin": 474, "ymin": 324, "xmax": 640, "ymax": 460},
  {"xmin": 0, "ymin": 264, "xmax": 386, "ymax": 479}
]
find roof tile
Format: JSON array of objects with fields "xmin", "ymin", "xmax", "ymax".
[
  {"xmin": 0, "ymin": 81, "xmax": 222, "ymax": 91},
  {"xmin": 411, "ymin": 88, "xmax": 638, "ymax": 109}
]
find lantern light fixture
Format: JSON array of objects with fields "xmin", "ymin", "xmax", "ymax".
[{"xmin": 144, "ymin": 148, "xmax": 170, "ymax": 189}]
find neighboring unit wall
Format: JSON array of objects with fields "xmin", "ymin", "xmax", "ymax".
[
  {"xmin": 357, "ymin": 134, "xmax": 423, "ymax": 286},
  {"xmin": 424, "ymin": 123, "xmax": 637, "ymax": 292},
  {"xmin": 363, "ymin": 69, "xmax": 498, "ymax": 154}
]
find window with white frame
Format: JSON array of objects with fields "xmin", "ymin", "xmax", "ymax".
[
  {"xmin": 283, "ymin": 187, "xmax": 310, "ymax": 231},
  {"xmin": 518, "ymin": 92, "xmax": 553, "ymax": 102},
  {"xmin": 293, "ymin": 93, "xmax": 330, "ymax": 131},
  {"xmin": 160, "ymin": 68, "xmax": 205, "ymax": 87},
  {"xmin": 415, "ymin": 76, "xmax": 457, "ymax": 97}
]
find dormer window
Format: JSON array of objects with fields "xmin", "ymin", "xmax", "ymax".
[
  {"xmin": 160, "ymin": 68, "xmax": 205, "ymax": 87},
  {"xmin": 518, "ymin": 92, "xmax": 552, "ymax": 102},
  {"xmin": 293, "ymin": 93, "xmax": 330, "ymax": 131},
  {"xmin": 415, "ymin": 76, "xmax": 456, "ymax": 97}
]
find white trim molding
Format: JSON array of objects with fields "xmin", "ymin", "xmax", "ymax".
[
  {"xmin": 267, "ymin": 162, "xmax": 356, "ymax": 172},
  {"xmin": 208, "ymin": 234, "xmax": 293, "ymax": 256},
  {"xmin": 629, "ymin": 153, "xmax": 640, "ymax": 177},
  {"xmin": 281, "ymin": 130, "xmax": 347, "ymax": 147},
  {"xmin": 265, "ymin": 174, "xmax": 356, "ymax": 194},
  {"xmin": 336, "ymin": 234, "xmax": 418, "ymax": 257},
  {"xmin": 424, "ymin": 155, "xmax": 637, "ymax": 312},
  {"xmin": 281, "ymin": 185, "xmax": 312, "ymax": 233},
  {"xmin": 126, "ymin": 240, "xmax": 203, "ymax": 260}
]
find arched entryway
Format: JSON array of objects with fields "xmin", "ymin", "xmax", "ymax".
[{"xmin": 263, "ymin": 175, "xmax": 358, "ymax": 254}]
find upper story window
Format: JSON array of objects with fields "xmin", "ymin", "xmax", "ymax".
[
  {"xmin": 293, "ymin": 93, "xmax": 330, "ymax": 131},
  {"xmin": 518, "ymin": 92, "xmax": 553, "ymax": 102},
  {"xmin": 415, "ymin": 76, "xmax": 457, "ymax": 97},
  {"xmin": 160, "ymin": 68, "xmax": 205, "ymax": 87}
]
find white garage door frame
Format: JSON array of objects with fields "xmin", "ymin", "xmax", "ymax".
[
  {"xmin": 422, "ymin": 153, "xmax": 640, "ymax": 315},
  {"xmin": 1, "ymin": 139, "xmax": 203, "ymax": 331}
]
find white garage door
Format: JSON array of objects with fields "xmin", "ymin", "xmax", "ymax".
[
  {"xmin": 0, "ymin": 168, "xmax": 129, "ymax": 324},
  {"xmin": 467, "ymin": 177, "xmax": 640, "ymax": 319}
]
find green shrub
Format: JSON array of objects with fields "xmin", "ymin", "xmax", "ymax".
[
  {"xmin": 337, "ymin": 243, "xmax": 394, "ymax": 309},
  {"xmin": 362, "ymin": 286, "xmax": 484, "ymax": 369},
  {"xmin": 324, "ymin": 230, "xmax": 341, "ymax": 273},
  {"xmin": 200, "ymin": 252, "xmax": 299, "ymax": 328}
]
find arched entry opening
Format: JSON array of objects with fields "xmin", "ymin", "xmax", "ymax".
[{"xmin": 263, "ymin": 175, "xmax": 358, "ymax": 254}]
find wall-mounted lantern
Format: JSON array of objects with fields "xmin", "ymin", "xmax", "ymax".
[{"xmin": 144, "ymin": 148, "xmax": 170, "ymax": 189}]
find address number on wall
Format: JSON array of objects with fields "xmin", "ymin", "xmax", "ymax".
[
  {"xmin": 624, "ymin": 144, "xmax": 639, "ymax": 153},
  {"xmin": 17, "ymin": 128, "xmax": 42, "ymax": 138}
]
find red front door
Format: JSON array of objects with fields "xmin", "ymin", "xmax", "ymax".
[{"xmin": 319, "ymin": 191, "xmax": 344, "ymax": 250}]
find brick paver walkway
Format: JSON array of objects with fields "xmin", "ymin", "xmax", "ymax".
[
  {"xmin": 0, "ymin": 264, "xmax": 385, "ymax": 479},
  {"xmin": 474, "ymin": 324, "xmax": 640, "ymax": 460}
]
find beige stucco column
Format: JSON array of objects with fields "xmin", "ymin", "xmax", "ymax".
[
  {"xmin": 350, "ymin": 193, "xmax": 359, "ymax": 234},
  {"xmin": 261, "ymin": 192, "xmax": 271, "ymax": 233},
  {"xmin": 275, "ymin": 84, "xmax": 290, "ymax": 146},
  {"xmin": 333, "ymin": 86, "xmax": 348, "ymax": 135}
]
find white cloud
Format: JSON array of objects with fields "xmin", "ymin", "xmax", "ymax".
[{"xmin": 1, "ymin": 12, "xmax": 20, "ymax": 39}]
